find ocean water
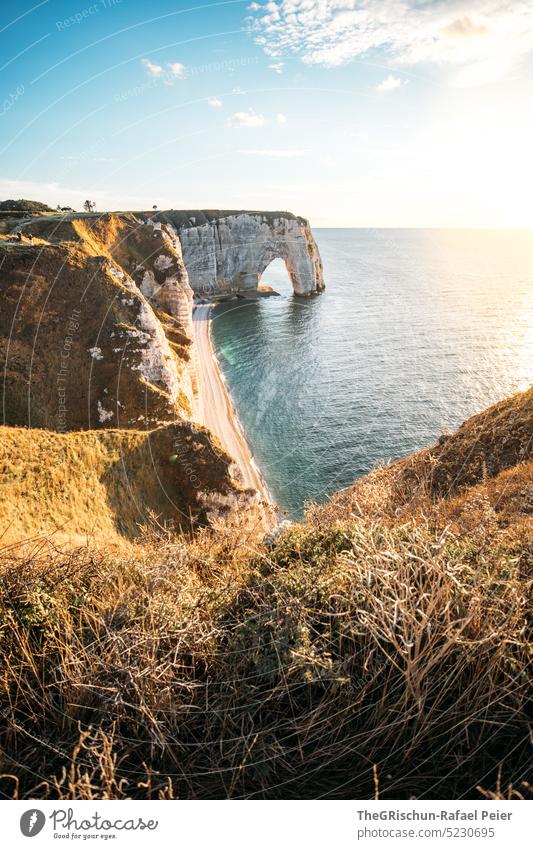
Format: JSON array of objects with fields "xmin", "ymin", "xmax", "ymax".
[{"xmin": 211, "ymin": 229, "xmax": 533, "ymax": 518}]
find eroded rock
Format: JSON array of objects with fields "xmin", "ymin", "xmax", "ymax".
[
  {"xmin": 0, "ymin": 243, "xmax": 185, "ymax": 430},
  {"xmin": 174, "ymin": 212, "xmax": 324, "ymax": 296}
]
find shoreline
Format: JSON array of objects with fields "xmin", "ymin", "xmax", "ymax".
[{"xmin": 192, "ymin": 304, "xmax": 277, "ymax": 526}]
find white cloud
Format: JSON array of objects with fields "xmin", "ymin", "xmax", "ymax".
[
  {"xmin": 376, "ymin": 75, "xmax": 404, "ymax": 92},
  {"xmin": 247, "ymin": 1, "xmax": 533, "ymax": 86},
  {"xmin": 239, "ymin": 148, "xmax": 308, "ymax": 157},
  {"xmin": 168, "ymin": 62, "xmax": 186, "ymax": 78},
  {"xmin": 269, "ymin": 61, "xmax": 285, "ymax": 73},
  {"xmin": 444, "ymin": 16, "xmax": 488, "ymax": 38},
  {"xmin": 141, "ymin": 58, "xmax": 163, "ymax": 78},
  {"xmin": 229, "ymin": 110, "xmax": 266, "ymax": 128},
  {"xmin": 208, "ymin": 97, "xmax": 223, "ymax": 108},
  {"xmin": 276, "ymin": 112, "xmax": 287, "ymax": 123}
]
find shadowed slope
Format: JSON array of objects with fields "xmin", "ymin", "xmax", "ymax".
[{"xmin": 0, "ymin": 423, "xmax": 256, "ymax": 545}]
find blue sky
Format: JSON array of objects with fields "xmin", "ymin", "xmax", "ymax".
[{"xmin": 1, "ymin": 0, "xmax": 533, "ymax": 226}]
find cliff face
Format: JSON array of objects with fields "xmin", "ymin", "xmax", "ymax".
[
  {"xmin": 152, "ymin": 211, "xmax": 325, "ymax": 296},
  {"xmin": 0, "ymin": 242, "xmax": 189, "ymax": 431},
  {"xmin": 15, "ymin": 212, "xmax": 195, "ymax": 341},
  {"xmin": 0, "ymin": 210, "xmax": 265, "ymax": 537},
  {"xmin": 2, "ymin": 207, "xmax": 324, "ymax": 432},
  {"xmin": 3, "ymin": 213, "xmax": 198, "ymax": 424}
]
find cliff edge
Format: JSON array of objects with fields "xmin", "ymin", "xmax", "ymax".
[{"xmin": 16, "ymin": 209, "xmax": 325, "ymax": 297}]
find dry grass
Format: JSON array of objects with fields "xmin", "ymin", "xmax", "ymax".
[
  {"xmin": 0, "ymin": 424, "xmax": 256, "ymax": 546},
  {"xmin": 1, "ymin": 378, "xmax": 531, "ymax": 800},
  {"xmin": 0, "ymin": 513, "xmax": 530, "ymax": 800}
]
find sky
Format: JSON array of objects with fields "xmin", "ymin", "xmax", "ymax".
[{"xmin": 1, "ymin": 0, "xmax": 533, "ymax": 227}]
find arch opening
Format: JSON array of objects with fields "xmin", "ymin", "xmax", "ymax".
[{"xmin": 258, "ymin": 257, "xmax": 294, "ymax": 297}]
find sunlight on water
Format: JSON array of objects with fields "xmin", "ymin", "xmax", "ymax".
[{"xmin": 212, "ymin": 229, "xmax": 533, "ymax": 518}]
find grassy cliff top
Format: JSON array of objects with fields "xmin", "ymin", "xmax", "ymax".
[
  {"xmin": 144, "ymin": 209, "xmax": 308, "ymax": 229},
  {"xmin": 11, "ymin": 208, "xmax": 308, "ymax": 230},
  {"xmin": 0, "ymin": 423, "xmax": 256, "ymax": 546}
]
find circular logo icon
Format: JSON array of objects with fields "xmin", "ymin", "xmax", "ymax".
[{"xmin": 20, "ymin": 809, "xmax": 46, "ymax": 837}]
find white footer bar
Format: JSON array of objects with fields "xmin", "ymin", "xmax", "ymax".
[{"xmin": 2, "ymin": 799, "xmax": 531, "ymax": 848}]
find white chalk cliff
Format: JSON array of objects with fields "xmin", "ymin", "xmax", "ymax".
[{"xmin": 154, "ymin": 211, "xmax": 325, "ymax": 296}]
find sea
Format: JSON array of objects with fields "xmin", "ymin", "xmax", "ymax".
[{"xmin": 211, "ymin": 229, "xmax": 533, "ymax": 519}]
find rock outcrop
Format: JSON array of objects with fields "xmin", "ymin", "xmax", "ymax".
[
  {"xmin": 16, "ymin": 209, "xmax": 325, "ymax": 297},
  {"xmin": 0, "ymin": 241, "xmax": 191, "ymax": 431},
  {"xmin": 147, "ymin": 210, "xmax": 325, "ymax": 296},
  {"xmin": 15, "ymin": 212, "xmax": 195, "ymax": 341}
]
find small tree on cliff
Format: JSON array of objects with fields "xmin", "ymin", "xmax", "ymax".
[{"xmin": 83, "ymin": 200, "xmax": 96, "ymax": 213}]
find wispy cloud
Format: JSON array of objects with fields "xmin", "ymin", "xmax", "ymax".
[
  {"xmin": 376, "ymin": 75, "xmax": 404, "ymax": 92},
  {"xmin": 239, "ymin": 148, "xmax": 308, "ymax": 157},
  {"xmin": 141, "ymin": 58, "xmax": 163, "ymax": 78},
  {"xmin": 276, "ymin": 112, "xmax": 287, "ymax": 124},
  {"xmin": 141, "ymin": 59, "xmax": 187, "ymax": 81},
  {"xmin": 269, "ymin": 61, "xmax": 285, "ymax": 73},
  {"xmin": 229, "ymin": 110, "xmax": 265, "ymax": 128},
  {"xmin": 247, "ymin": 1, "xmax": 533, "ymax": 86},
  {"xmin": 443, "ymin": 17, "xmax": 488, "ymax": 38},
  {"xmin": 168, "ymin": 62, "xmax": 186, "ymax": 78},
  {"xmin": 208, "ymin": 96, "xmax": 223, "ymax": 108}
]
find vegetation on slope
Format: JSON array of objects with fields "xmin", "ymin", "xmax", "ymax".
[
  {"xmin": 0, "ymin": 385, "xmax": 531, "ymax": 800},
  {"xmin": 310, "ymin": 385, "xmax": 533, "ymax": 540},
  {"xmin": 0, "ymin": 424, "xmax": 256, "ymax": 546},
  {"xmin": 0, "ymin": 516, "xmax": 530, "ymax": 800},
  {"xmin": 0, "ymin": 199, "xmax": 54, "ymax": 212}
]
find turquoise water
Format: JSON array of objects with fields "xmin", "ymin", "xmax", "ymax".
[{"xmin": 211, "ymin": 229, "xmax": 533, "ymax": 518}]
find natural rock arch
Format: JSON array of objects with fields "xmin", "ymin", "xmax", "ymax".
[{"xmin": 168, "ymin": 211, "xmax": 325, "ymax": 296}]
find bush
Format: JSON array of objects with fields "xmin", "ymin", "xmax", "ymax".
[{"xmin": 0, "ymin": 198, "xmax": 54, "ymax": 212}]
